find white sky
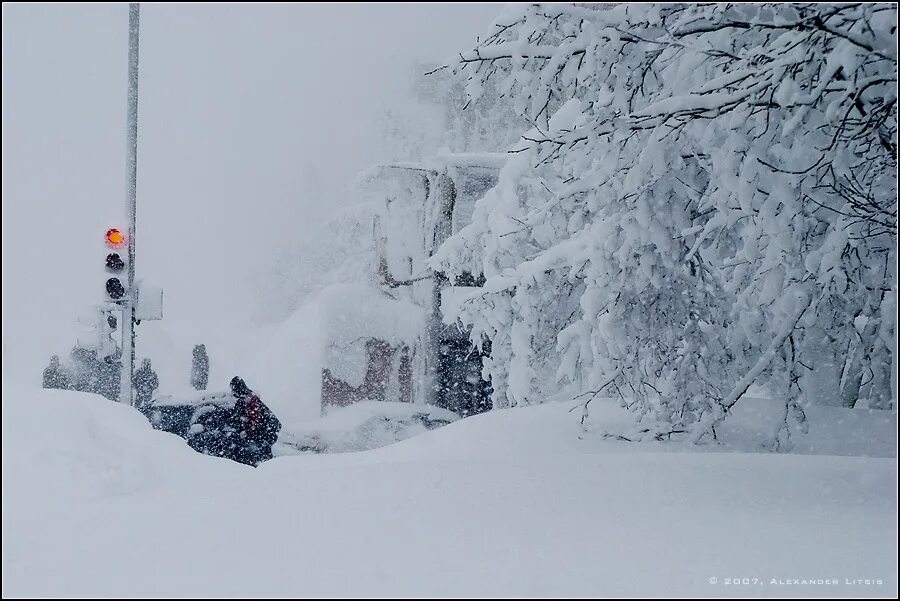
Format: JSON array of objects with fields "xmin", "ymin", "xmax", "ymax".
[{"xmin": 2, "ymin": 3, "xmax": 502, "ymax": 327}]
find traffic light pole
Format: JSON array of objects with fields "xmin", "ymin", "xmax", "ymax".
[{"xmin": 121, "ymin": 3, "xmax": 139, "ymax": 406}]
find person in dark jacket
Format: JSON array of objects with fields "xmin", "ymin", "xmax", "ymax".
[
  {"xmin": 191, "ymin": 344, "xmax": 209, "ymax": 391},
  {"xmin": 133, "ymin": 358, "xmax": 160, "ymax": 410},
  {"xmin": 229, "ymin": 376, "xmax": 281, "ymax": 466},
  {"xmin": 70, "ymin": 346, "xmax": 100, "ymax": 394},
  {"xmin": 42, "ymin": 355, "xmax": 72, "ymax": 390},
  {"xmin": 97, "ymin": 354, "xmax": 122, "ymax": 402}
]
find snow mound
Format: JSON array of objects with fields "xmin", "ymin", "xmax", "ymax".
[
  {"xmin": 276, "ymin": 401, "xmax": 459, "ymax": 454},
  {"xmin": 2, "ymin": 385, "xmax": 896, "ymax": 597},
  {"xmin": 366, "ymin": 396, "xmax": 897, "ymax": 463},
  {"xmin": 1, "ymin": 386, "xmax": 243, "ymax": 506}
]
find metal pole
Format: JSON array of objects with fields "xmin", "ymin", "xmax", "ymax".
[{"xmin": 121, "ymin": 3, "xmax": 139, "ymax": 406}]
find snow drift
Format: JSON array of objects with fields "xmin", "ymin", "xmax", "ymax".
[{"xmin": 2, "ymin": 385, "xmax": 896, "ymax": 597}]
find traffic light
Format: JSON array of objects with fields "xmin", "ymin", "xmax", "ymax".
[{"xmin": 105, "ymin": 228, "xmax": 128, "ymax": 301}]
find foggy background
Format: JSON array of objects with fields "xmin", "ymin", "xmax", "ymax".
[{"xmin": 2, "ymin": 3, "xmax": 501, "ymax": 335}]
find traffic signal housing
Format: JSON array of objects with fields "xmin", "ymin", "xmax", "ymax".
[{"xmin": 105, "ymin": 228, "xmax": 128, "ymax": 302}]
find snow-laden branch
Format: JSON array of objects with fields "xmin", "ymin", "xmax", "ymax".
[{"xmin": 722, "ymin": 289, "xmax": 813, "ymax": 410}]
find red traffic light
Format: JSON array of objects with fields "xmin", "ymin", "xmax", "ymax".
[{"xmin": 106, "ymin": 228, "xmax": 126, "ymax": 249}]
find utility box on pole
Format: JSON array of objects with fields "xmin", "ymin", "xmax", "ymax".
[{"xmin": 135, "ymin": 281, "xmax": 163, "ymax": 322}]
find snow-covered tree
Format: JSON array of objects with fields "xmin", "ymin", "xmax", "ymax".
[
  {"xmin": 378, "ymin": 60, "xmax": 530, "ymax": 164},
  {"xmin": 416, "ymin": 61, "xmax": 529, "ymax": 155},
  {"xmin": 432, "ymin": 3, "xmax": 897, "ymax": 447}
]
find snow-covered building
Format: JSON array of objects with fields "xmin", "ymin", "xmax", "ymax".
[{"xmin": 321, "ymin": 153, "xmax": 504, "ymax": 416}]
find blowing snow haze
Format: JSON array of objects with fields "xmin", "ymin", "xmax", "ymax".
[
  {"xmin": 2, "ymin": 3, "xmax": 898, "ymax": 598},
  {"xmin": 2, "ymin": 3, "xmax": 501, "ymax": 336}
]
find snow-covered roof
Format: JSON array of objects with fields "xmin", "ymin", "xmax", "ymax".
[
  {"xmin": 379, "ymin": 152, "xmax": 509, "ymax": 174},
  {"xmin": 425, "ymin": 152, "xmax": 509, "ymax": 170}
]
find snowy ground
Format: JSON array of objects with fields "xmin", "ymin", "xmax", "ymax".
[
  {"xmin": 2, "ymin": 384, "xmax": 896, "ymax": 597},
  {"xmin": 276, "ymin": 401, "xmax": 460, "ymax": 454}
]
